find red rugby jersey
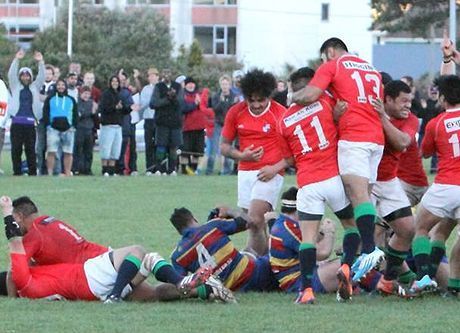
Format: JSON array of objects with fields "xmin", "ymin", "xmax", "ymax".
[
  {"xmin": 23, "ymin": 216, "xmax": 108, "ymax": 265},
  {"xmin": 422, "ymin": 108, "xmax": 460, "ymax": 185},
  {"xmin": 397, "ymin": 139, "xmax": 429, "ymax": 187},
  {"xmin": 377, "ymin": 113, "xmax": 419, "ymax": 181},
  {"xmin": 222, "ymin": 100, "xmax": 286, "ymax": 171},
  {"xmin": 278, "ymin": 96, "xmax": 339, "ymax": 187},
  {"xmin": 11, "ymin": 253, "xmax": 95, "ymax": 300},
  {"xmin": 309, "ymin": 54, "xmax": 384, "ymax": 145}
]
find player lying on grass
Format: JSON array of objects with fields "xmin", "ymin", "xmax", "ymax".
[
  {"xmin": 170, "ymin": 206, "xmax": 279, "ymax": 293},
  {"xmin": 0, "ymin": 195, "xmax": 231, "ymax": 303},
  {"xmin": 2, "ymin": 213, "xmax": 212, "ymax": 301}
]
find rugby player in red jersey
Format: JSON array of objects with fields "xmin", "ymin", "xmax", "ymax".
[
  {"xmin": 369, "ymin": 80, "xmax": 419, "ymax": 296},
  {"xmin": 220, "ymin": 69, "xmax": 286, "ymax": 256},
  {"xmin": 258, "ymin": 67, "xmax": 358, "ymax": 304},
  {"xmin": 0, "ymin": 196, "xmax": 221, "ymax": 302},
  {"xmin": 410, "ymin": 75, "xmax": 460, "ymax": 293},
  {"xmin": 291, "ymin": 38, "xmax": 385, "ymax": 280}
]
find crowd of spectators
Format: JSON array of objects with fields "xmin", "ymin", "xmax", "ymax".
[{"xmin": 0, "ymin": 50, "xmax": 440, "ymax": 177}]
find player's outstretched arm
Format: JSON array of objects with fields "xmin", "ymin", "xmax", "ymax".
[{"xmin": 291, "ymin": 85, "xmax": 323, "ymax": 105}]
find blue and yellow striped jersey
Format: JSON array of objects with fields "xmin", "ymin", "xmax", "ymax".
[
  {"xmin": 269, "ymin": 214, "xmax": 301, "ymax": 291},
  {"xmin": 171, "ymin": 218, "xmax": 254, "ymax": 291}
]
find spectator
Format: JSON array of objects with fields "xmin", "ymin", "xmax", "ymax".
[
  {"xmin": 273, "ymin": 79, "xmax": 288, "ymax": 107},
  {"xmin": 7, "ymin": 50, "xmax": 45, "ymax": 176},
  {"xmin": 231, "ymin": 70, "xmax": 244, "ymax": 102},
  {"xmin": 150, "ymin": 68, "xmax": 183, "ymax": 175},
  {"xmin": 82, "ymin": 71, "xmax": 101, "ymax": 103},
  {"xmin": 206, "ymin": 74, "xmax": 237, "ymax": 175},
  {"xmin": 69, "ymin": 62, "xmax": 83, "ymax": 86},
  {"xmin": 75, "ymin": 86, "xmax": 97, "ymax": 175},
  {"xmin": 0, "ymin": 75, "xmax": 8, "ymax": 175},
  {"xmin": 140, "ymin": 67, "xmax": 160, "ymax": 175},
  {"xmin": 53, "ymin": 66, "xmax": 61, "ymax": 81},
  {"xmin": 196, "ymin": 88, "xmax": 214, "ymax": 175},
  {"xmin": 98, "ymin": 76, "xmax": 129, "ymax": 176},
  {"xmin": 67, "ymin": 72, "xmax": 79, "ymax": 102},
  {"xmin": 37, "ymin": 65, "xmax": 57, "ymax": 175},
  {"xmin": 43, "ymin": 79, "xmax": 78, "ymax": 176},
  {"xmin": 180, "ymin": 77, "xmax": 206, "ymax": 174},
  {"xmin": 419, "ymin": 85, "xmax": 442, "ymax": 174},
  {"xmin": 117, "ymin": 71, "xmax": 138, "ymax": 175}
]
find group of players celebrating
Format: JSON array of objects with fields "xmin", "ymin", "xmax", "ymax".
[{"xmin": 1, "ymin": 36, "xmax": 460, "ymax": 305}]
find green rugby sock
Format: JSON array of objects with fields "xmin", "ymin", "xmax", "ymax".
[
  {"xmin": 429, "ymin": 240, "xmax": 446, "ymax": 278},
  {"xmin": 299, "ymin": 243, "xmax": 316, "ymax": 290},
  {"xmin": 354, "ymin": 202, "xmax": 377, "ymax": 254},
  {"xmin": 412, "ymin": 236, "xmax": 431, "ymax": 280}
]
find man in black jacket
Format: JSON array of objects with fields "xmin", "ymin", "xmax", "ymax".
[{"xmin": 150, "ymin": 69, "xmax": 184, "ymax": 175}]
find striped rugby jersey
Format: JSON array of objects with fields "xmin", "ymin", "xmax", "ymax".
[
  {"xmin": 171, "ymin": 218, "xmax": 253, "ymax": 291},
  {"xmin": 269, "ymin": 214, "xmax": 301, "ymax": 291}
]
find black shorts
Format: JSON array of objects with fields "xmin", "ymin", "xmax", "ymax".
[
  {"xmin": 182, "ymin": 130, "xmax": 205, "ymax": 155},
  {"xmin": 155, "ymin": 126, "xmax": 183, "ymax": 147}
]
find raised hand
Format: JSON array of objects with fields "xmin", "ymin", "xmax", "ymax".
[{"xmin": 33, "ymin": 51, "xmax": 43, "ymax": 62}]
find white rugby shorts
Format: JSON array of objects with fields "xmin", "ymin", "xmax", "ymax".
[
  {"xmin": 84, "ymin": 251, "xmax": 133, "ymax": 301},
  {"xmin": 297, "ymin": 175, "xmax": 350, "ymax": 216},
  {"xmin": 338, "ymin": 140, "xmax": 384, "ymax": 183},
  {"xmin": 371, "ymin": 177, "xmax": 411, "ymax": 218},
  {"xmin": 237, "ymin": 170, "xmax": 284, "ymax": 209},
  {"xmin": 420, "ymin": 183, "xmax": 460, "ymax": 220}
]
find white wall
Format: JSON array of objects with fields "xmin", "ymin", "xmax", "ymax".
[{"xmin": 237, "ymin": 0, "xmax": 373, "ymax": 74}]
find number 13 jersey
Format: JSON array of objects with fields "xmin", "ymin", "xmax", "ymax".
[
  {"xmin": 309, "ymin": 54, "xmax": 384, "ymax": 145},
  {"xmin": 278, "ymin": 96, "xmax": 339, "ymax": 187}
]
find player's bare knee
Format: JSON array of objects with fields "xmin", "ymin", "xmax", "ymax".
[{"xmin": 129, "ymin": 245, "xmax": 146, "ymax": 259}]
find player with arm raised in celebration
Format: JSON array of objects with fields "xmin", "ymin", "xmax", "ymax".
[
  {"xmin": 410, "ymin": 75, "xmax": 460, "ymax": 294},
  {"xmin": 220, "ymin": 69, "xmax": 286, "ymax": 257},
  {"xmin": 291, "ymin": 38, "xmax": 385, "ymax": 280},
  {"xmin": 259, "ymin": 67, "xmax": 358, "ymax": 304}
]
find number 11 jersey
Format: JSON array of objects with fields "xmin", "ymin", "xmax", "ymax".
[
  {"xmin": 278, "ymin": 96, "xmax": 339, "ymax": 187},
  {"xmin": 309, "ymin": 54, "xmax": 384, "ymax": 145}
]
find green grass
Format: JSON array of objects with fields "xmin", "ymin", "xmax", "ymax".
[{"xmin": 0, "ymin": 153, "xmax": 456, "ymax": 333}]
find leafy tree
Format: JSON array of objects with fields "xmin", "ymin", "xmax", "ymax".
[
  {"xmin": 173, "ymin": 40, "xmax": 242, "ymax": 91},
  {"xmin": 0, "ymin": 24, "xmax": 19, "ymax": 79},
  {"xmin": 31, "ymin": 6, "xmax": 173, "ymax": 87},
  {"xmin": 371, "ymin": 0, "xmax": 451, "ymax": 37}
]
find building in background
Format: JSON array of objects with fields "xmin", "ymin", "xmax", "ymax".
[
  {"xmin": 372, "ymin": 32, "xmax": 443, "ymax": 80},
  {"xmin": 0, "ymin": 0, "xmax": 374, "ymax": 73}
]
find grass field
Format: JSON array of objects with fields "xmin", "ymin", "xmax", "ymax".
[{"xmin": 0, "ymin": 154, "xmax": 457, "ymax": 333}]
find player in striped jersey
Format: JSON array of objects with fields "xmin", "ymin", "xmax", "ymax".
[
  {"xmin": 170, "ymin": 207, "xmax": 278, "ymax": 292},
  {"xmin": 269, "ymin": 187, "xmax": 343, "ymax": 295}
]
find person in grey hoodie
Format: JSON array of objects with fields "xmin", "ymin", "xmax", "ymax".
[{"xmin": 7, "ymin": 49, "xmax": 45, "ymax": 176}]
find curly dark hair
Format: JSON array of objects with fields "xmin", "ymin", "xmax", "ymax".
[{"xmin": 240, "ymin": 69, "xmax": 277, "ymax": 99}]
